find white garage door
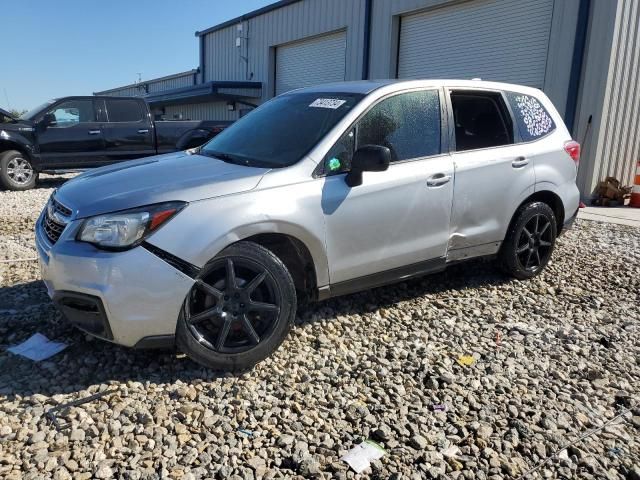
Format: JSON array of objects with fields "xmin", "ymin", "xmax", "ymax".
[
  {"xmin": 397, "ymin": 0, "xmax": 554, "ymax": 88},
  {"xmin": 275, "ymin": 31, "xmax": 347, "ymax": 96}
]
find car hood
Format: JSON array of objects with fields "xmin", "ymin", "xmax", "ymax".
[
  {"xmin": 0, "ymin": 107, "xmax": 16, "ymax": 120},
  {"xmin": 55, "ymin": 151, "xmax": 270, "ymax": 218}
]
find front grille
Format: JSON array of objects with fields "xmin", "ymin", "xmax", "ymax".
[
  {"xmin": 51, "ymin": 197, "xmax": 72, "ymax": 217},
  {"xmin": 42, "ymin": 196, "xmax": 72, "ymax": 245}
]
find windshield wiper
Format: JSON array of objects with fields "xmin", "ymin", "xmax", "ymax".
[
  {"xmin": 201, "ymin": 150, "xmax": 275, "ymax": 169},
  {"xmin": 202, "ymin": 150, "xmax": 245, "ymax": 165}
]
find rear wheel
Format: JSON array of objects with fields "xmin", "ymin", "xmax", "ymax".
[
  {"xmin": 0, "ymin": 150, "xmax": 38, "ymax": 191},
  {"xmin": 176, "ymin": 241, "xmax": 296, "ymax": 371},
  {"xmin": 500, "ymin": 202, "xmax": 557, "ymax": 280}
]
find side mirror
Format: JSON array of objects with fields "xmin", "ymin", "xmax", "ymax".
[
  {"xmin": 40, "ymin": 113, "xmax": 57, "ymax": 128},
  {"xmin": 345, "ymin": 145, "xmax": 391, "ymax": 187}
]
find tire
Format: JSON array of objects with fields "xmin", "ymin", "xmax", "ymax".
[
  {"xmin": 0, "ymin": 150, "xmax": 38, "ymax": 191},
  {"xmin": 176, "ymin": 241, "xmax": 296, "ymax": 371},
  {"xmin": 500, "ymin": 202, "xmax": 557, "ymax": 280}
]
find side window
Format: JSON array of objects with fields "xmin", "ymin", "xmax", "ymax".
[
  {"xmin": 105, "ymin": 99, "xmax": 144, "ymax": 122},
  {"xmin": 357, "ymin": 90, "xmax": 441, "ymax": 162},
  {"xmin": 450, "ymin": 91, "xmax": 514, "ymax": 151},
  {"xmin": 505, "ymin": 91, "xmax": 556, "ymax": 141},
  {"xmin": 323, "ymin": 90, "xmax": 441, "ymax": 174},
  {"xmin": 46, "ymin": 100, "xmax": 96, "ymax": 127}
]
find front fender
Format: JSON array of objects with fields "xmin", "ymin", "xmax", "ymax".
[
  {"xmin": 0, "ymin": 128, "xmax": 38, "ymax": 164},
  {"xmin": 146, "ymin": 181, "xmax": 330, "ymax": 288}
]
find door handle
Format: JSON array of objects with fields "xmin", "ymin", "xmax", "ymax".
[
  {"xmin": 426, "ymin": 173, "xmax": 452, "ymax": 187},
  {"xmin": 512, "ymin": 156, "xmax": 529, "ymax": 168},
  {"xmin": 138, "ymin": 129, "xmax": 149, "ymax": 134},
  {"xmin": 88, "ymin": 130, "xmax": 101, "ymax": 135}
]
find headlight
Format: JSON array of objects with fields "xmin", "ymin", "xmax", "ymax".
[{"xmin": 78, "ymin": 201, "xmax": 186, "ymax": 250}]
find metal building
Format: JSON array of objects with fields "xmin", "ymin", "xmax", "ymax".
[{"xmin": 95, "ymin": 0, "xmax": 640, "ymax": 197}]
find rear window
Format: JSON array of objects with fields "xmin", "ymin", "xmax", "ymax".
[
  {"xmin": 505, "ymin": 92, "xmax": 556, "ymax": 141},
  {"xmin": 105, "ymin": 99, "xmax": 144, "ymax": 122}
]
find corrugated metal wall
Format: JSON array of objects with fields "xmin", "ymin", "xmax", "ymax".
[
  {"xmin": 164, "ymin": 102, "xmax": 237, "ymax": 121},
  {"xmin": 591, "ymin": 0, "xmax": 640, "ymax": 191},
  {"xmin": 147, "ymin": 74, "xmax": 194, "ymax": 93},
  {"xmin": 95, "ymin": 71, "xmax": 195, "ymax": 97},
  {"xmin": 202, "ymin": 0, "xmax": 366, "ymax": 101}
]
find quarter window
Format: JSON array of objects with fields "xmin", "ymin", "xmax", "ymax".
[
  {"xmin": 450, "ymin": 91, "xmax": 514, "ymax": 151},
  {"xmin": 46, "ymin": 100, "xmax": 96, "ymax": 127},
  {"xmin": 505, "ymin": 92, "xmax": 556, "ymax": 141},
  {"xmin": 105, "ymin": 99, "xmax": 144, "ymax": 122},
  {"xmin": 324, "ymin": 89, "xmax": 441, "ymax": 174}
]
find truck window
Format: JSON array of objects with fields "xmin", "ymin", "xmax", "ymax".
[
  {"xmin": 46, "ymin": 100, "xmax": 96, "ymax": 127},
  {"xmin": 105, "ymin": 99, "xmax": 144, "ymax": 123}
]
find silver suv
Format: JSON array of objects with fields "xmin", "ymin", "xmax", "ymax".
[{"xmin": 36, "ymin": 80, "xmax": 580, "ymax": 370}]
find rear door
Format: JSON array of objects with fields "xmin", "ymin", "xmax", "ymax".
[
  {"xmin": 36, "ymin": 98, "xmax": 106, "ymax": 168},
  {"xmin": 102, "ymin": 98, "xmax": 155, "ymax": 162},
  {"xmin": 446, "ymin": 88, "xmax": 535, "ymax": 260}
]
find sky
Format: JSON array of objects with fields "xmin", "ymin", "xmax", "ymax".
[{"xmin": 1, "ymin": 0, "xmax": 274, "ymax": 112}]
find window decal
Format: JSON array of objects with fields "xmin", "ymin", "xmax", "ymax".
[{"xmin": 513, "ymin": 95, "xmax": 553, "ymax": 137}]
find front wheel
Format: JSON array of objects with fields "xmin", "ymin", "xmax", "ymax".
[
  {"xmin": 0, "ymin": 150, "xmax": 38, "ymax": 191},
  {"xmin": 500, "ymin": 202, "xmax": 557, "ymax": 280},
  {"xmin": 176, "ymin": 241, "xmax": 296, "ymax": 371}
]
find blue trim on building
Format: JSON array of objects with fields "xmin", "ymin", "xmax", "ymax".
[
  {"xmin": 144, "ymin": 81, "xmax": 262, "ymax": 106},
  {"xmin": 195, "ymin": 0, "xmax": 303, "ymax": 37},
  {"xmin": 565, "ymin": 0, "xmax": 591, "ymax": 134}
]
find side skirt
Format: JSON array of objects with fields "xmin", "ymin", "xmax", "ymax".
[{"xmin": 321, "ymin": 257, "xmax": 446, "ymax": 299}]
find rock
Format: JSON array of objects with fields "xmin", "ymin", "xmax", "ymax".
[
  {"xmin": 70, "ymin": 429, "xmax": 85, "ymax": 442},
  {"xmin": 277, "ymin": 434, "xmax": 295, "ymax": 447},
  {"xmin": 94, "ymin": 462, "xmax": 113, "ymax": 479},
  {"xmin": 411, "ymin": 435, "xmax": 429, "ymax": 450}
]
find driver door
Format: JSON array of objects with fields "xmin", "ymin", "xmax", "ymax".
[
  {"xmin": 320, "ymin": 89, "xmax": 454, "ymax": 291},
  {"xmin": 36, "ymin": 98, "xmax": 106, "ymax": 168}
]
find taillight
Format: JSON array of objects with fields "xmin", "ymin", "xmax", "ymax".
[{"xmin": 564, "ymin": 140, "xmax": 580, "ymax": 165}]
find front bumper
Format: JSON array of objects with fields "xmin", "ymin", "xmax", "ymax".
[{"xmin": 36, "ymin": 212, "xmax": 194, "ymax": 347}]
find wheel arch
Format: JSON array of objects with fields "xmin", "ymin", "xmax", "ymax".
[
  {"xmin": 237, "ymin": 232, "xmax": 318, "ymax": 302},
  {"xmin": 0, "ymin": 140, "xmax": 35, "ymax": 164},
  {"xmin": 505, "ymin": 190, "xmax": 566, "ymax": 239}
]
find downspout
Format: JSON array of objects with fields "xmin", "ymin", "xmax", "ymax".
[
  {"xmin": 564, "ymin": 0, "xmax": 591, "ymax": 134},
  {"xmin": 199, "ymin": 34, "xmax": 206, "ymax": 84},
  {"xmin": 362, "ymin": 0, "xmax": 373, "ymax": 80}
]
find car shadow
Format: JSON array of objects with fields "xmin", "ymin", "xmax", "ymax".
[{"xmin": 0, "ymin": 259, "xmax": 511, "ymax": 400}]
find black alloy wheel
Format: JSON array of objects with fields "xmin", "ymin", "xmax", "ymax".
[
  {"xmin": 515, "ymin": 214, "xmax": 553, "ymax": 272},
  {"xmin": 177, "ymin": 241, "xmax": 296, "ymax": 371},
  {"xmin": 500, "ymin": 202, "xmax": 557, "ymax": 280}
]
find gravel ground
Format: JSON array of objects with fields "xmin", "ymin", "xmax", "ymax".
[{"xmin": 0, "ymin": 179, "xmax": 639, "ymax": 480}]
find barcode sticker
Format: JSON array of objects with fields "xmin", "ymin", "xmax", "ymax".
[{"xmin": 309, "ymin": 98, "xmax": 346, "ymax": 109}]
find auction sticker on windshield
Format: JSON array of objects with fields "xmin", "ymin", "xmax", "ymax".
[{"xmin": 309, "ymin": 98, "xmax": 347, "ymax": 109}]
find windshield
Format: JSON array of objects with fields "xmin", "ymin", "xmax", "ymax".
[
  {"xmin": 200, "ymin": 92, "xmax": 364, "ymax": 168},
  {"xmin": 20, "ymin": 100, "xmax": 55, "ymax": 121}
]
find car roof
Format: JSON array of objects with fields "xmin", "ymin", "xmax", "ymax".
[{"xmin": 288, "ymin": 79, "xmax": 542, "ymax": 96}]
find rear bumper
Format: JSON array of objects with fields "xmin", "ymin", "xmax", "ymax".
[
  {"xmin": 560, "ymin": 207, "xmax": 579, "ymax": 236},
  {"xmin": 36, "ymin": 212, "xmax": 194, "ymax": 347}
]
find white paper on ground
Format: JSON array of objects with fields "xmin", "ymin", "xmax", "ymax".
[
  {"xmin": 341, "ymin": 440, "xmax": 386, "ymax": 473},
  {"xmin": 7, "ymin": 333, "xmax": 68, "ymax": 361}
]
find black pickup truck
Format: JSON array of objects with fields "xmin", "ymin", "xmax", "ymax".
[{"xmin": 0, "ymin": 97, "xmax": 229, "ymax": 190}]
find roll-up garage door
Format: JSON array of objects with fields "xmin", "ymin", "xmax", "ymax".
[
  {"xmin": 397, "ymin": 0, "xmax": 554, "ymax": 88},
  {"xmin": 275, "ymin": 30, "xmax": 347, "ymax": 96}
]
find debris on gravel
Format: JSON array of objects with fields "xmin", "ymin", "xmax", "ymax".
[{"xmin": 0, "ymin": 178, "xmax": 639, "ymax": 479}]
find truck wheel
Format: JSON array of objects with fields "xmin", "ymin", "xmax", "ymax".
[
  {"xmin": 500, "ymin": 202, "xmax": 557, "ymax": 280},
  {"xmin": 176, "ymin": 241, "xmax": 296, "ymax": 372},
  {"xmin": 0, "ymin": 150, "xmax": 38, "ymax": 191}
]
